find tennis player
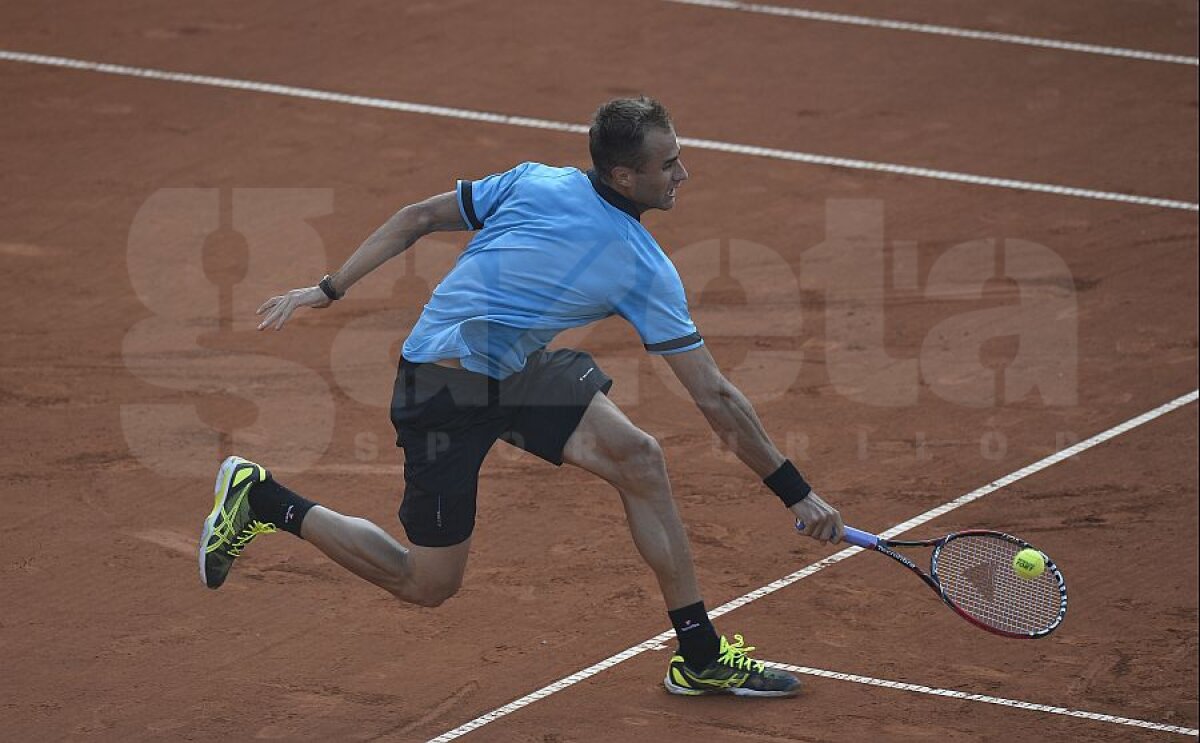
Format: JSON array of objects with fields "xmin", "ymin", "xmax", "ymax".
[{"xmin": 200, "ymin": 96, "xmax": 844, "ymax": 697}]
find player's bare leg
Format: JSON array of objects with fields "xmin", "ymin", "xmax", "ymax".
[
  {"xmin": 200, "ymin": 455, "xmax": 468, "ymax": 605},
  {"xmin": 300, "ymin": 507, "xmax": 470, "ymax": 607},
  {"xmin": 558, "ymin": 392, "xmax": 800, "ymax": 696},
  {"xmin": 561, "ymin": 392, "xmax": 701, "ymax": 610}
]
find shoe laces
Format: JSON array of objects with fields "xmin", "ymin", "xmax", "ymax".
[
  {"xmin": 718, "ymin": 634, "xmax": 765, "ymax": 673},
  {"xmin": 228, "ymin": 520, "xmax": 277, "ymax": 557}
]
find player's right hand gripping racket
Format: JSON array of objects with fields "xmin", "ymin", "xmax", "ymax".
[{"xmin": 798, "ymin": 522, "xmax": 1068, "ymax": 638}]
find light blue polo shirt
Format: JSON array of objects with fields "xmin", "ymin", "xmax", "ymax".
[{"xmin": 401, "ymin": 162, "xmax": 703, "ymax": 379}]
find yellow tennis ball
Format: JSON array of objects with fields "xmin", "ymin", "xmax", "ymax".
[{"xmin": 1013, "ymin": 548, "xmax": 1046, "ymax": 580}]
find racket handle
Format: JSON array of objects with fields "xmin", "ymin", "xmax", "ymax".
[{"xmin": 795, "ymin": 520, "xmax": 879, "ymax": 548}]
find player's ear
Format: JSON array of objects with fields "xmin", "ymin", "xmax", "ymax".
[{"xmin": 610, "ymin": 164, "xmax": 635, "ymax": 189}]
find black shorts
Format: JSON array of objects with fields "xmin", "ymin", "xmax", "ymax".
[{"xmin": 390, "ymin": 348, "xmax": 613, "ymax": 547}]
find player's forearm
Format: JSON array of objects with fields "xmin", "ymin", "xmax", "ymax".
[
  {"xmin": 327, "ymin": 205, "xmax": 434, "ymax": 296},
  {"xmin": 695, "ymin": 381, "xmax": 786, "ymax": 478}
]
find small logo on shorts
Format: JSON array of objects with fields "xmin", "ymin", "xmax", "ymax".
[
  {"xmin": 284, "ymin": 505, "xmax": 295, "ymax": 523},
  {"xmin": 579, "ymin": 367, "xmax": 595, "ymax": 381}
]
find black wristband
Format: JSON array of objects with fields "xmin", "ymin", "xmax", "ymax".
[
  {"xmin": 764, "ymin": 460, "xmax": 811, "ymax": 507},
  {"xmin": 319, "ymin": 274, "xmax": 343, "ymax": 301}
]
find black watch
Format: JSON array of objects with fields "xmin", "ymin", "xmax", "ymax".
[{"xmin": 319, "ymin": 274, "xmax": 343, "ymax": 301}]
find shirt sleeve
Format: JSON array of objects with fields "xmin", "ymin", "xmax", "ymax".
[
  {"xmin": 456, "ymin": 162, "xmax": 539, "ymax": 231},
  {"xmin": 614, "ymin": 259, "xmax": 705, "ymax": 356}
]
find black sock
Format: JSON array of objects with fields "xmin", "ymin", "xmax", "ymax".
[
  {"xmin": 248, "ymin": 477, "xmax": 315, "ymax": 537},
  {"xmin": 667, "ymin": 601, "xmax": 720, "ymax": 670}
]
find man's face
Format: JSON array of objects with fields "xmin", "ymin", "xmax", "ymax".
[{"xmin": 623, "ymin": 126, "xmax": 689, "ymax": 212}]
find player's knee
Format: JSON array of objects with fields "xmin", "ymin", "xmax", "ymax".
[
  {"xmin": 400, "ymin": 577, "xmax": 462, "ymax": 608},
  {"xmin": 615, "ymin": 431, "xmax": 666, "ymax": 483},
  {"xmin": 400, "ymin": 580, "xmax": 460, "ymax": 609},
  {"xmin": 407, "ymin": 591, "xmax": 450, "ymax": 608}
]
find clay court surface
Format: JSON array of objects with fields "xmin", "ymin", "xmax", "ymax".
[{"xmin": 1, "ymin": 2, "xmax": 1197, "ymax": 740}]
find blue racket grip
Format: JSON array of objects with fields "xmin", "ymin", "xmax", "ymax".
[{"xmin": 795, "ymin": 520, "xmax": 878, "ymax": 548}]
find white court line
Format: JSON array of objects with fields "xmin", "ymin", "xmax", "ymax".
[
  {"xmin": 763, "ymin": 661, "xmax": 1200, "ymax": 737},
  {"xmin": 2, "ymin": 50, "xmax": 1196, "ymax": 213},
  {"xmin": 663, "ymin": 0, "xmax": 1200, "ymax": 67},
  {"xmin": 427, "ymin": 389, "xmax": 1199, "ymax": 742}
]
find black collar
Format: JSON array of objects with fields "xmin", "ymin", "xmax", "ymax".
[{"xmin": 587, "ymin": 169, "xmax": 642, "ymax": 222}]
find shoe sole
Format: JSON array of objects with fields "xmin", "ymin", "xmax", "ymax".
[
  {"xmin": 663, "ymin": 675, "xmax": 800, "ymax": 698},
  {"xmin": 198, "ymin": 455, "xmax": 247, "ymax": 589}
]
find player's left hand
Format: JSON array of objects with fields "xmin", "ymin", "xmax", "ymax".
[{"xmin": 256, "ymin": 286, "xmax": 331, "ymax": 330}]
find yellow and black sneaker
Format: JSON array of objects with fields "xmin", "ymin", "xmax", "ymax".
[
  {"xmin": 199, "ymin": 456, "xmax": 276, "ymax": 589},
  {"xmin": 664, "ymin": 634, "xmax": 800, "ymax": 697}
]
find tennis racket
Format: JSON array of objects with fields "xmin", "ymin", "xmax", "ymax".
[{"xmin": 798, "ymin": 521, "xmax": 1067, "ymax": 638}]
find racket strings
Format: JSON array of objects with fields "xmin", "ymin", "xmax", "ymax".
[{"xmin": 935, "ymin": 536, "xmax": 1063, "ymax": 635}]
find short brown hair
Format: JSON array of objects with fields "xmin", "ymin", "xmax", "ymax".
[{"xmin": 588, "ymin": 96, "xmax": 673, "ymax": 180}]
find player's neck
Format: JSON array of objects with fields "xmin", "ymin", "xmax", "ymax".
[{"xmin": 587, "ymin": 169, "xmax": 646, "ymax": 221}]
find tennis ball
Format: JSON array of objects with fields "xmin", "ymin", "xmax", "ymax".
[{"xmin": 1013, "ymin": 548, "xmax": 1046, "ymax": 580}]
